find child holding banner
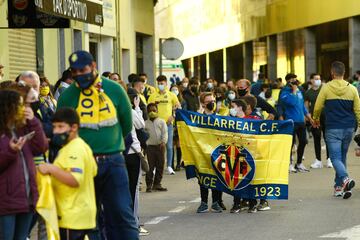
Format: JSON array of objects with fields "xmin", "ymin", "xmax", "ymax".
[
  {"xmin": 38, "ymin": 108, "xmax": 98, "ymax": 239},
  {"xmin": 240, "ymin": 96, "xmax": 271, "ymax": 213},
  {"xmin": 196, "ymin": 92, "xmax": 226, "ymax": 213}
]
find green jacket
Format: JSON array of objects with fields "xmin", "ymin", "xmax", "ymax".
[{"xmin": 57, "ymin": 77, "xmax": 132, "ymax": 154}]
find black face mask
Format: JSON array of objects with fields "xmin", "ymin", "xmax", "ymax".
[
  {"xmin": 206, "ymin": 102, "xmax": 215, "ymax": 111},
  {"xmin": 30, "ymin": 101, "xmax": 41, "ymax": 113},
  {"xmin": 237, "ymin": 88, "xmax": 248, "ymax": 97},
  {"xmin": 51, "ymin": 131, "xmax": 70, "ymax": 148},
  {"xmin": 190, "ymin": 85, "xmax": 199, "ymax": 95},
  {"xmin": 73, "ymin": 71, "xmax": 96, "ymax": 89}
]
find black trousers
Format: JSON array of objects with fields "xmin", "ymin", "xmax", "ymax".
[
  {"xmin": 292, "ymin": 123, "xmax": 307, "ymax": 164},
  {"xmin": 146, "ymin": 145, "xmax": 165, "ymax": 188},
  {"xmin": 60, "ymin": 229, "xmax": 92, "ymax": 240},
  {"xmin": 311, "ymin": 125, "xmax": 329, "ymax": 160},
  {"xmin": 200, "ymin": 186, "xmax": 222, "ymax": 204},
  {"xmin": 125, "ymin": 153, "xmax": 141, "ymax": 210}
]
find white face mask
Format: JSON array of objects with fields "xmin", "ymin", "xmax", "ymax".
[
  {"xmin": 172, "ymin": 90, "xmax": 179, "ymax": 96},
  {"xmin": 313, "ymin": 80, "xmax": 322, "ymax": 87},
  {"xmin": 229, "ymin": 108, "xmax": 237, "ymax": 117},
  {"xmin": 207, "ymin": 82, "xmax": 213, "ymax": 89},
  {"xmin": 158, "ymin": 84, "xmax": 165, "ymax": 91},
  {"xmin": 228, "ymin": 93, "xmax": 236, "ymax": 100}
]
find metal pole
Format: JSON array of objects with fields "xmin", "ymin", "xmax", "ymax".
[{"xmin": 159, "ymin": 38, "xmax": 163, "ymax": 76}]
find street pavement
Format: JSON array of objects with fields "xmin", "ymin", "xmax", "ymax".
[{"xmin": 139, "ymin": 139, "xmax": 360, "ymax": 240}]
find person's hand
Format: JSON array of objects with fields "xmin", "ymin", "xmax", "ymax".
[
  {"xmin": 312, "ymin": 120, "xmax": 320, "ymax": 128},
  {"xmin": 160, "ymin": 142, "xmax": 166, "ymax": 153},
  {"xmin": 38, "ymin": 163, "xmax": 52, "ymax": 175},
  {"xmin": 167, "ymin": 116, "xmax": 174, "ymax": 124},
  {"xmin": 355, "ymin": 148, "xmax": 360, "ymax": 157},
  {"xmin": 9, "ymin": 137, "xmax": 26, "ymax": 151},
  {"xmin": 266, "ymin": 114, "xmax": 275, "ymax": 120},
  {"xmin": 24, "ymin": 107, "xmax": 34, "ymax": 121},
  {"xmin": 290, "ymin": 83, "xmax": 297, "ymax": 93},
  {"xmin": 134, "ymin": 96, "xmax": 140, "ymax": 108}
]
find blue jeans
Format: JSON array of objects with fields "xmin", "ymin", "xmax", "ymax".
[
  {"xmin": 167, "ymin": 123, "xmax": 174, "ymax": 168},
  {"xmin": 93, "ymin": 153, "xmax": 139, "ymax": 240},
  {"xmin": 325, "ymin": 128, "xmax": 354, "ymax": 187},
  {"xmin": 0, "ymin": 212, "xmax": 34, "ymax": 240}
]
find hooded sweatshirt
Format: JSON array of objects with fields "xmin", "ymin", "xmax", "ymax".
[
  {"xmin": 279, "ymin": 85, "xmax": 308, "ymax": 123},
  {"xmin": 313, "ymin": 79, "xmax": 360, "ymax": 129}
]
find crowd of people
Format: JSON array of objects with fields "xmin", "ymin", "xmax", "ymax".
[{"xmin": 1, "ymin": 49, "xmax": 360, "ymax": 240}]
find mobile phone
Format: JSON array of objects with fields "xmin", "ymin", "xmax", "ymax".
[{"xmin": 23, "ymin": 131, "xmax": 35, "ymax": 141}]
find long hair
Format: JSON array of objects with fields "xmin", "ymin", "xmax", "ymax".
[{"xmin": 0, "ymin": 90, "xmax": 21, "ymax": 134}]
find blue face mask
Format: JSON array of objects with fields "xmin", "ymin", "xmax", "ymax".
[
  {"xmin": 158, "ymin": 84, "xmax": 165, "ymax": 91},
  {"xmin": 74, "ymin": 72, "xmax": 95, "ymax": 89}
]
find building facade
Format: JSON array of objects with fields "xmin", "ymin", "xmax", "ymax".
[
  {"xmin": 0, "ymin": 0, "xmax": 156, "ymax": 84},
  {"xmin": 155, "ymin": 0, "xmax": 360, "ymax": 82}
]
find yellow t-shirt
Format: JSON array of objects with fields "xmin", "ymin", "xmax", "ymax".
[
  {"xmin": 148, "ymin": 89, "xmax": 179, "ymax": 122},
  {"xmin": 52, "ymin": 137, "xmax": 97, "ymax": 230}
]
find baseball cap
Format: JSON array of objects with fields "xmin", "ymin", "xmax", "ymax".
[{"xmin": 68, "ymin": 50, "xmax": 94, "ymax": 70}]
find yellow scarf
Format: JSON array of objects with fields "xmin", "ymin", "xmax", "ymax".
[{"xmin": 77, "ymin": 76, "xmax": 118, "ymax": 129}]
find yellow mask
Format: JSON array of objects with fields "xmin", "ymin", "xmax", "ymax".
[{"xmin": 40, "ymin": 86, "xmax": 50, "ymax": 96}]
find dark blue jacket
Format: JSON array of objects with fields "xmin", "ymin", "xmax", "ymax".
[{"xmin": 279, "ymin": 86, "xmax": 308, "ymax": 123}]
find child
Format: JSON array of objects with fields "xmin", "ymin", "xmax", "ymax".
[
  {"xmin": 145, "ymin": 103, "xmax": 168, "ymax": 192},
  {"xmin": 38, "ymin": 108, "xmax": 97, "ymax": 239},
  {"xmin": 241, "ymin": 95, "xmax": 271, "ymax": 213}
]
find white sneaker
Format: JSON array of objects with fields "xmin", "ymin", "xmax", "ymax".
[
  {"xmin": 310, "ymin": 159, "xmax": 323, "ymax": 169},
  {"xmin": 326, "ymin": 158, "xmax": 333, "ymax": 168},
  {"xmin": 167, "ymin": 166, "xmax": 175, "ymax": 175},
  {"xmin": 289, "ymin": 164, "xmax": 297, "ymax": 173},
  {"xmin": 296, "ymin": 163, "xmax": 310, "ymax": 172}
]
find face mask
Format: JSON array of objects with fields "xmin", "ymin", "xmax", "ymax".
[
  {"xmin": 228, "ymin": 93, "xmax": 236, "ymax": 100},
  {"xmin": 206, "ymin": 102, "xmax": 215, "ymax": 111},
  {"xmin": 182, "ymin": 82, "xmax": 188, "ymax": 88},
  {"xmin": 158, "ymin": 84, "xmax": 165, "ymax": 91},
  {"xmin": 40, "ymin": 86, "xmax": 50, "ymax": 96},
  {"xmin": 148, "ymin": 111, "xmax": 158, "ymax": 119},
  {"xmin": 229, "ymin": 108, "xmax": 237, "ymax": 117},
  {"xmin": 73, "ymin": 72, "xmax": 95, "ymax": 89},
  {"xmin": 313, "ymin": 80, "xmax": 322, "ymax": 87},
  {"xmin": 51, "ymin": 131, "xmax": 70, "ymax": 148},
  {"xmin": 207, "ymin": 83, "xmax": 214, "ymax": 89},
  {"xmin": 237, "ymin": 88, "xmax": 248, "ymax": 97},
  {"xmin": 172, "ymin": 90, "xmax": 179, "ymax": 96},
  {"xmin": 30, "ymin": 101, "xmax": 40, "ymax": 113},
  {"xmin": 15, "ymin": 105, "xmax": 25, "ymax": 124},
  {"xmin": 190, "ymin": 85, "xmax": 199, "ymax": 94}
]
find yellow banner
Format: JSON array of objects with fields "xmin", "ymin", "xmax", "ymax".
[{"xmin": 176, "ymin": 110, "xmax": 293, "ymax": 199}]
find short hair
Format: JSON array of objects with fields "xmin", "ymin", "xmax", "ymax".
[
  {"xmin": 200, "ymin": 92, "xmax": 213, "ymax": 104},
  {"xmin": 147, "ymin": 102, "xmax": 158, "ymax": 112},
  {"xmin": 110, "ymin": 72, "xmax": 120, "ymax": 79},
  {"xmin": 260, "ymin": 83, "xmax": 269, "ymax": 91},
  {"xmin": 19, "ymin": 71, "xmax": 40, "ymax": 83},
  {"xmin": 236, "ymin": 79, "xmax": 251, "ymax": 87},
  {"xmin": 241, "ymin": 95, "xmax": 257, "ymax": 111},
  {"xmin": 156, "ymin": 75, "xmax": 167, "ymax": 82},
  {"xmin": 310, "ymin": 73, "xmax": 320, "ymax": 79},
  {"xmin": 331, "ymin": 61, "xmax": 346, "ymax": 76},
  {"xmin": 128, "ymin": 73, "xmax": 138, "ymax": 83},
  {"xmin": 139, "ymin": 73, "xmax": 148, "ymax": 78},
  {"xmin": 52, "ymin": 107, "xmax": 80, "ymax": 126},
  {"xmin": 102, "ymin": 71, "xmax": 111, "ymax": 78},
  {"xmin": 231, "ymin": 99, "xmax": 247, "ymax": 112},
  {"xmin": 189, "ymin": 77, "xmax": 200, "ymax": 86}
]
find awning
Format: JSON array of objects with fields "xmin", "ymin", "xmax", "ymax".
[
  {"xmin": 7, "ymin": 0, "xmax": 103, "ymax": 28},
  {"xmin": 35, "ymin": 0, "xmax": 103, "ymax": 26}
]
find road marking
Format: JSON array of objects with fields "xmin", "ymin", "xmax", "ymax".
[
  {"xmin": 168, "ymin": 206, "xmax": 187, "ymax": 213},
  {"xmin": 145, "ymin": 216, "xmax": 170, "ymax": 225},
  {"xmin": 319, "ymin": 225, "xmax": 360, "ymax": 239},
  {"xmin": 189, "ymin": 197, "xmax": 201, "ymax": 203},
  {"xmin": 178, "ymin": 201, "xmax": 186, "ymax": 204}
]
